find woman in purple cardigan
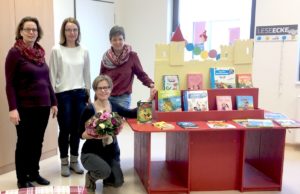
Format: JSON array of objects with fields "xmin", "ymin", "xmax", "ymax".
[{"xmin": 5, "ymin": 16, "xmax": 58, "ymax": 189}]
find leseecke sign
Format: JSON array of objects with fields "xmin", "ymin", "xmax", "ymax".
[{"xmin": 255, "ymin": 24, "xmax": 298, "ymax": 41}]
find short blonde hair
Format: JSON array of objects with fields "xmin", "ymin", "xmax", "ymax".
[
  {"xmin": 59, "ymin": 17, "xmax": 81, "ymax": 46},
  {"xmin": 92, "ymin": 75, "xmax": 113, "ymax": 91}
]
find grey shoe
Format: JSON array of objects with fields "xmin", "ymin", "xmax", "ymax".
[
  {"xmin": 70, "ymin": 155, "xmax": 84, "ymax": 174},
  {"xmin": 61, "ymin": 157, "xmax": 71, "ymax": 177},
  {"xmin": 85, "ymin": 172, "xmax": 96, "ymax": 193}
]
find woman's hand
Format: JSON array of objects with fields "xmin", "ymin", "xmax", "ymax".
[
  {"xmin": 148, "ymin": 87, "xmax": 157, "ymax": 101},
  {"xmin": 9, "ymin": 109, "xmax": 20, "ymax": 125},
  {"xmin": 82, "ymin": 130, "xmax": 110, "ymax": 140},
  {"xmin": 51, "ymin": 106, "xmax": 58, "ymax": 118}
]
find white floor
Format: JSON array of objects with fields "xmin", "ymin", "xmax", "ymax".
[{"xmin": 1, "ymin": 123, "xmax": 300, "ymax": 194}]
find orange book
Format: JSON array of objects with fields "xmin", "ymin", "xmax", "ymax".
[
  {"xmin": 187, "ymin": 73, "xmax": 203, "ymax": 90},
  {"xmin": 236, "ymin": 74, "xmax": 253, "ymax": 88}
]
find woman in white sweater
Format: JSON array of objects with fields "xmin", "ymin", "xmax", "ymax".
[{"xmin": 49, "ymin": 17, "xmax": 91, "ymax": 177}]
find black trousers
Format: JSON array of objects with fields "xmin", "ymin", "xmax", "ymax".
[{"xmin": 15, "ymin": 107, "xmax": 50, "ymax": 182}]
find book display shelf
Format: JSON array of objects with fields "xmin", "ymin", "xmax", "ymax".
[{"xmin": 127, "ymin": 88, "xmax": 295, "ymax": 194}]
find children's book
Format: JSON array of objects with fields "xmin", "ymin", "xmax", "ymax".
[
  {"xmin": 216, "ymin": 96, "xmax": 232, "ymax": 111},
  {"xmin": 137, "ymin": 101, "xmax": 152, "ymax": 124},
  {"xmin": 183, "ymin": 90, "xmax": 209, "ymax": 111},
  {"xmin": 158, "ymin": 90, "xmax": 182, "ymax": 112},
  {"xmin": 236, "ymin": 96, "xmax": 254, "ymax": 110},
  {"xmin": 247, "ymin": 119, "xmax": 274, "ymax": 128},
  {"xmin": 152, "ymin": 121, "xmax": 175, "ymax": 130},
  {"xmin": 274, "ymin": 119, "xmax": 300, "ymax": 128},
  {"xmin": 264, "ymin": 112, "xmax": 288, "ymax": 119},
  {"xmin": 233, "ymin": 119, "xmax": 249, "ymax": 127},
  {"xmin": 206, "ymin": 120, "xmax": 236, "ymax": 128},
  {"xmin": 177, "ymin": 121, "xmax": 199, "ymax": 129},
  {"xmin": 236, "ymin": 74, "xmax": 253, "ymax": 88},
  {"xmin": 209, "ymin": 67, "xmax": 236, "ymax": 89},
  {"xmin": 162, "ymin": 75, "xmax": 180, "ymax": 90},
  {"xmin": 187, "ymin": 73, "xmax": 203, "ymax": 90}
]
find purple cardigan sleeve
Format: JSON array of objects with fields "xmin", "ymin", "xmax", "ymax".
[
  {"xmin": 131, "ymin": 53, "xmax": 154, "ymax": 88},
  {"xmin": 5, "ymin": 48, "xmax": 19, "ymax": 111}
]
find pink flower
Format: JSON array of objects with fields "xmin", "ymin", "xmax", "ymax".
[{"xmin": 100, "ymin": 112, "xmax": 112, "ymax": 120}]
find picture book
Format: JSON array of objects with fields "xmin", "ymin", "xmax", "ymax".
[
  {"xmin": 152, "ymin": 121, "xmax": 175, "ymax": 130},
  {"xmin": 236, "ymin": 74, "xmax": 253, "ymax": 88},
  {"xmin": 206, "ymin": 120, "xmax": 236, "ymax": 128},
  {"xmin": 183, "ymin": 90, "xmax": 209, "ymax": 111},
  {"xmin": 158, "ymin": 90, "xmax": 182, "ymax": 112},
  {"xmin": 274, "ymin": 119, "xmax": 300, "ymax": 128},
  {"xmin": 264, "ymin": 112, "xmax": 288, "ymax": 119},
  {"xmin": 162, "ymin": 75, "xmax": 180, "ymax": 90},
  {"xmin": 247, "ymin": 119, "xmax": 274, "ymax": 128},
  {"xmin": 233, "ymin": 119, "xmax": 249, "ymax": 127},
  {"xmin": 236, "ymin": 96, "xmax": 254, "ymax": 110},
  {"xmin": 187, "ymin": 73, "xmax": 203, "ymax": 90},
  {"xmin": 137, "ymin": 101, "xmax": 152, "ymax": 124},
  {"xmin": 216, "ymin": 96, "xmax": 232, "ymax": 111},
  {"xmin": 177, "ymin": 121, "xmax": 199, "ymax": 129},
  {"xmin": 209, "ymin": 67, "xmax": 236, "ymax": 89}
]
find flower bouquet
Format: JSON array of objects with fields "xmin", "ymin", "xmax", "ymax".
[{"xmin": 85, "ymin": 111, "xmax": 124, "ymax": 141}]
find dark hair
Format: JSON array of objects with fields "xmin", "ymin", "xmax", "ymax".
[
  {"xmin": 15, "ymin": 16, "xmax": 43, "ymax": 42},
  {"xmin": 59, "ymin": 17, "xmax": 81, "ymax": 46},
  {"xmin": 109, "ymin": 25, "xmax": 125, "ymax": 40}
]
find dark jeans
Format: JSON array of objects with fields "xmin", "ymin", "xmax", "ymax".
[
  {"xmin": 109, "ymin": 94, "xmax": 131, "ymax": 109},
  {"xmin": 15, "ymin": 107, "xmax": 50, "ymax": 182},
  {"xmin": 56, "ymin": 89, "xmax": 87, "ymax": 158},
  {"xmin": 81, "ymin": 153, "xmax": 124, "ymax": 185}
]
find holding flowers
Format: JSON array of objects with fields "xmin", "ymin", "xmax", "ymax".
[{"xmin": 79, "ymin": 75, "xmax": 156, "ymax": 192}]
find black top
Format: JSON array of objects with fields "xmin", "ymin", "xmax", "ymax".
[{"xmin": 79, "ymin": 101, "xmax": 137, "ymax": 161}]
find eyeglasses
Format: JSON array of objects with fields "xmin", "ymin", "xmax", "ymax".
[
  {"xmin": 22, "ymin": 28, "xmax": 38, "ymax": 33},
  {"xmin": 96, "ymin": 86, "xmax": 110, "ymax": 91},
  {"xmin": 65, "ymin": 28, "xmax": 78, "ymax": 33}
]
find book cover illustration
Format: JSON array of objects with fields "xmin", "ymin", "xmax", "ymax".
[
  {"xmin": 187, "ymin": 73, "xmax": 203, "ymax": 90},
  {"xmin": 236, "ymin": 96, "xmax": 254, "ymax": 110},
  {"xmin": 209, "ymin": 67, "xmax": 236, "ymax": 89},
  {"xmin": 177, "ymin": 121, "xmax": 199, "ymax": 129},
  {"xmin": 183, "ymin": 90, "xmax": 209, "ymax": 111},
  {"xmin": 137, "ymin": 101, "xmax": 152, "ymax": 124},
  {"xmin": 247, "ymin": 119, "xmax": 274, "ymax": 128},
  {"xmin": 233, "ymin": 119, "xmax": 249, "ymax": 127},
  {"xmin": 207, "ymin": 120, "xmax": 236, "ymax": 128},
  {"xmin": 162, "ymin": 75, "xmax": 180, "ymax": 90},
  {"xmin": 152, "ymin": 121, "xmax": 175, "ymax": 130},
  {"xmin": 274, "ymin": 119, "xmax": 300, "ymax": 128},
  {"xmin": 158, "ymin": 90, "xmax": 182, "ymax": 112},
  {"xmin": 236, "ymin": 74, "xmax": 253, "ymax": 88},
  {"xmin": 216, "ymin": 96, "xmax": 232, "ymax": 111},
  {"xmin": 264, "ymin": 112, "xmax": 288, "ymax": 119}
]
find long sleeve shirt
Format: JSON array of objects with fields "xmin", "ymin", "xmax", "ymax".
[
  {"xmin": 5, "ymin": 47, "xmax": 57, "ymax": 111},
  {"xmin": 100, "ymin": 52, "xmax": 154, "ymax": 96},
  {"xmin": 49, "ymin": 45, "xmax": 91, "ymax": 93}
]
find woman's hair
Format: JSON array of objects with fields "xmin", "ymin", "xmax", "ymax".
[
  {"xmin": 109, "ymin": 25, "xmax": 125, "ymax": 40},
  {"xmin": 15, "ymin": 16, "xmax": 43, "ymax": 42},
  {"xmin": 59, "ymin": 17, "xmax": 81, "ymax": 46},
  {"xmin": 92, "ymin": 75, "xmax": 114, "ymax": 91}
]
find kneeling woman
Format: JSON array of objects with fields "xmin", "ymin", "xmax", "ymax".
[{"xmin": 79, "ymin": 75, "xmax": 156, "ymax": 191}]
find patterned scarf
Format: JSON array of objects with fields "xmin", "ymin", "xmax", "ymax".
[
  {"xmin": 102, "ymin": 44, "xmax": 132, "ymax": 69},
  {"xmin": 14, "ymin": 39, "xmax": 45, "ymax": 65}
]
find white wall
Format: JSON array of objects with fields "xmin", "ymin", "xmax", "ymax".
[
  {"xmin": 53, "ymin": 0, "xmax": 74, "ymax": 44},
  {"xmin": 253, "ymin": 0, "xmax": 300, "ymax": 143},
  {"xmin": 115, "ymin": 0, "xmax": 172, "ymax": 107}
]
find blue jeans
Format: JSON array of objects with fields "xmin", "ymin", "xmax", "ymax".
[
  {"xmin": 109, "ymin": 94, "xmax": 131, "ymax": 109},
  {"xmin": 56, "ymin": 89, "xmax": 87, "ymax": 158}
]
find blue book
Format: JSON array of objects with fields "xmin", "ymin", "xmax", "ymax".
[
  {"xmin": 210, "ymin": 67, "xmax": 236, "ymax": 89},
  {"xmin": 182, "ymin": 90, "xmax": 209, "ymax": 111},
  {"xmin": 247, "ymin": 119, "xmax": 274, "ymax": 128},
  {"xmin": 177, "ymin": 122, "xmax": 199, "ymax": 129},
  {"xmin": 236, "ymin": 96, "xmax": 254, "ymax": 110}
]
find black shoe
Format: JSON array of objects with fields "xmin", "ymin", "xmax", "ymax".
[
  {"xmin": 103, "ymin": 180, "xmax": 123, "ymax": 188},
  {"xmin": 17, "ymin": 181, "xmax": 35, "ymax": 188},
  {"xmin": 29, "ymin": 175, "xmax": 50, "ymax": 185}
]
